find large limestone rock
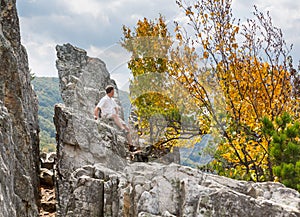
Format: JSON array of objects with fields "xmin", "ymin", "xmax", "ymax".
[
  {"xmin": 66, "ymin": 163, "xmax": 300, "ymax": 217},
  {"xmin": 54, "ymin": 44, "xmax": 300, "ymax": 216},
  {"xmin": 0, "ymin": 0, "xmax": 40, "ymax": 216},
  {"xmin": 56, "ymin": 43, "xmax": 123, "ymax": 118},
  {"xmin": 54, "ymin": 43, "xmax": 129, "ymax": 215}
]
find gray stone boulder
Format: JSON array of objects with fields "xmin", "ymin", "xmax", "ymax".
[{"xmin": 57, "ymin": 162, "xmax": 300, "ymax": 217}]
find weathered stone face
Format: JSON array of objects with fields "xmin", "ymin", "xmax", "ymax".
[
  {"xmin": 59, "ymin": 162, "xmax": 300, "ymax": 217},
  {"xmin": 54, "ymin": 43, "xmax": 129, "ymax": 215},
  {"xmin": 55, "ymin": 43, "xmax": 123, "ymax": 118},
  {"xmin": 0, "ymin": 102, "xmax": 17, "ymax": 217},
  {"xmin": 54, "ymin": 44, "xmax": 300, "ymax": 216},
  {"xmin": 0, "ymin": 0, "xmax": 40, "ymax": 216}
]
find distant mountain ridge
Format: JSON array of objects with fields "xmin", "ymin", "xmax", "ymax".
[
  {"xmin": 180, "ymin": 134, "xmax": 213, "ymax": 168},
  {"xmin": 32, "ymin": 77, "xmax": 63, "ymax": 151}
]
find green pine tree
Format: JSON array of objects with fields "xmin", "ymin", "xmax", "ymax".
[{"xmin": 262, "ymin": 112, "xmax": 300, "ymax": 191}]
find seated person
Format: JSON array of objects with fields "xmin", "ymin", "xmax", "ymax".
[{"xmin": 94, "ymin": 85, "xmax": 134, "ymax": 149}]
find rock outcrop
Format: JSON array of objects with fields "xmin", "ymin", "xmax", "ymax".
[
  {"xmin": 0, "ymin": 0, "xmax": 40, "ymax": 216},
  {"xmin": 65, "ymin": 163, "xmax": 300, "ymax": 217},
  {"xmin": 54, "ymin": 43, "xmax": 129, "ymax": 215},
  {"xmin": 54, "ymin": 44, "xmax": 300, "ymax": 216}
]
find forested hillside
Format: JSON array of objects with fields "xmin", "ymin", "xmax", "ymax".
[{"xmin": 32, "ymin": 77, "xmax": 62, "ymax": 152}]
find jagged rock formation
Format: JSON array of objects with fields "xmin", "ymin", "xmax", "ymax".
[
  {"xmin": 0, "ymin": 0, "xmax": 40, "ymax": 216},
  {"xmin": 54, "ymin": 43, "xmax": 129, "ymax": 215},
  {"xmin": 56, "ymin": 43, "xmax": 123, "ymax": 118},
  {"xmin": 54, "ymin": 44, "xmax": 300, "ymax": 216}
]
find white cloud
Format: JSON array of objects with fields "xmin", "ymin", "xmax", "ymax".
[
  {"xmin": 17, "ymin": 0, "xmax": 300, "ymax": 87},
  {"xmin": 59, "ymin": 0, "xmax": 110, "ymax": 24},
  {"xmin": 26, "ymin": 40, "xmax": 58, "ymax": 77}
]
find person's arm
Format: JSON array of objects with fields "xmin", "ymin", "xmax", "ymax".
[
  {"xmin": 95, "ymin": 97, "xmax": 106, "ymax": 120},
  {"xmin": 94, "ymin": 106, "xmax": 100, "ymax": 120},
  {"xmin": 113, "ymin": 99, "xmax": 119, "ymax": 115},
  {"xmin": 115, "ymin": 106, "xmax": 119, "ymax": 115}
]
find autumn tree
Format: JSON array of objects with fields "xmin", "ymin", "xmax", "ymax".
[
  {"xmin": 171, "ymin": 0, "xmax": 300, "ymax": 182},
  {"xmin": 121, "ymin": 0, "xmax": 300, "ymax": 187},
  {"xmin": 121, "ymin": 16, "xmax": 201, "ymax": 155}
]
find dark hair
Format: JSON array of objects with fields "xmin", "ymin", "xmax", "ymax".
[{"xmin": 105, "ymin": 85, "xmax": 114, "ymax": 94}]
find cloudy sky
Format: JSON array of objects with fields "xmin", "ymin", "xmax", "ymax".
[{"xmin": 17, "ymin": 0, "xmax": 300, "ymax": 91}]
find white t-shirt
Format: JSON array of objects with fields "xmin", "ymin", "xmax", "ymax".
[{"xmin": 96, "ymin": 95, "xmax": 117, "ymax": 116}]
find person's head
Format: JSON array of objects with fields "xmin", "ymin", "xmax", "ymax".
[{"xmin": 105, "ymin": 85, "xmax": 114, "ymax": 97}]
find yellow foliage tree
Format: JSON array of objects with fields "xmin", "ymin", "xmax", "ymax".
[
  {"xmin": 121, "ymin": 0, "xmax": 300, "ymax": 181},
  {"xmin": 121, "ymin": 16, "xmax": 201, "ymax": 157},
  {"xmin": 172, "ymin": 0, "xmax": 299, "ymax": 181}
]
